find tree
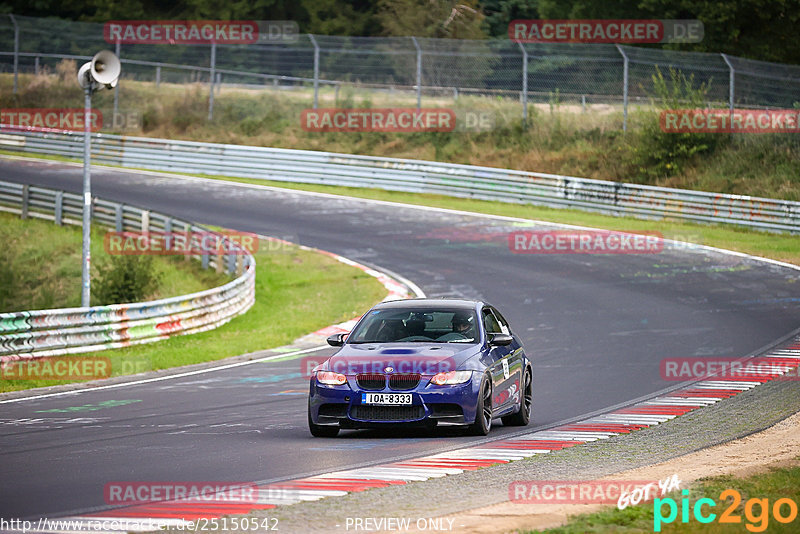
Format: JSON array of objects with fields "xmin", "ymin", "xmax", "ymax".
[{"xmin": 377, "ymin": 0, "xmax": 487, "ymax": 39}]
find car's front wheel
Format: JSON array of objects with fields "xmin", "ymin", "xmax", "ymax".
[
  {"xmin": 502, "ymin": 368, "xmax": 532, "ymax": 427},
  {"xmin": 468, "ymin": 376, "xmax": 493, "ymax": 436},
  {"xmin": 308, "ymin": 405, "xmax": 339, "ymax": 437}
]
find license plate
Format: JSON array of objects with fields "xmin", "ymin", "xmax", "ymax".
[{"xmin": 362, "ymin": 393, "xmax": 412, "ymax": 405}]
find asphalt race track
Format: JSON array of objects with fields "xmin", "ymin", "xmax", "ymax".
[{"xmin": 2, "ymin": 156, "xmax": 800, "ymax": 519}]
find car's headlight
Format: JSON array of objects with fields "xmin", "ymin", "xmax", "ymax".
[
  {"xmin": 316, "ymin": 371, "xmax": 347, "ymax": 385},
  {"xmin": 430, "ymin": 370, "xmax": 472, "ymax": 385}
]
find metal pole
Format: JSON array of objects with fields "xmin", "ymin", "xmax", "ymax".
[
  {"xmin": 9, "ymin": 14, "xmax": 19, "ymax": 94},
  {"xmin": 81, "ymin": 84, "xmax": 92, "ymax": 307},
  {"xmin": 113, "ymin": 40, "xmax": 121, "ymax": 127},
  {"xmin": 155, "ymin": 65, "xmax": 161, "ymax": 88},
  {"xmin": 517, "ymin": 42, "xmax": 528, "ymax": 126},
  {"xmin": 309, "ymin": 34, "xmax": 320, "ymax": 109},
  {"xmin": 411, "ymin": 37, "xmax": 421, "ymax": 110},
  {"xmin": 616, "ymin": 44, "xmax": 629, "ymax": 132},
  {"xmin": 721, "ymin": 53, "xmax": 735, "ymax": 113},
  {"xmin": 208, "ymin": 41, "xmax": 216, "ymax": 120}
]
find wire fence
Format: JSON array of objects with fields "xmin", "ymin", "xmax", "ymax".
[{"xmin": 2, "ymin": 14, "xmax": 800, "ymax": 129}]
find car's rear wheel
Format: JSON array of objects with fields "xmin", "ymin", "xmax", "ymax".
[
  {"xmin": 468, "ymin": 376, "xmax": 493, "ymax": 436},
  {"xmin": 502, "ymin": 368, "xmax": 532, "ymax": 427},
  {"xmin": 308, "ymin": 406, "xmax": 339, "ymax": 437}
]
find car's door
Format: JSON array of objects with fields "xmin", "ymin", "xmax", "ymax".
[
  {"xmin": 490, "ymin": 307, "xmax": 525, "ymax": 409},
  {"xmin": 482, "ymin": 307, "xmax": 515, "ymax": 413}
]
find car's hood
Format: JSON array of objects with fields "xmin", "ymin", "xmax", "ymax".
[{"xmin": 326, "ymin": 343, "xmax": 478, "ymax": 375}]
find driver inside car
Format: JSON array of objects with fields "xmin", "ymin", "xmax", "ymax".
[{"xmin": 451, "ymin": 312, "xmax": 475, "ymax": 337}]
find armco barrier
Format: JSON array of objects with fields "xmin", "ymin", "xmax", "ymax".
[
  {"xmin": 0, "ymin": 179, "xmax": 255, "ymax": 361},
  {"xmin": 1, "ymin": 129, "xmax": 798, "ymax": 233}
]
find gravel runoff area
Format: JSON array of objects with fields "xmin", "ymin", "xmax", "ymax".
[{"xmin": 233, "ymin": 374, "xmax": 800, "ymax": 534}]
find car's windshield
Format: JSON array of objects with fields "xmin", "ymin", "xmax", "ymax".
[{"xmin": 348, "ymin": 308, "xmax": 479, "ymax": 343}]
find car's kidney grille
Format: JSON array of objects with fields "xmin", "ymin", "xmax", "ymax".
[
  {"xmin": 356, "ymin": 373, "xmax": 385, "ymax": 390},
  {"xmin": 351, "ymin": 405, "xmax": 424, "ymax": 421},
  {"xmin": 388, "ymin": 373, "xmax": 421, "ymax": 390}
]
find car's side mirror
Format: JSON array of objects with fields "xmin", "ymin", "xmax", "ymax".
[
  {"xmin": 488, "ymin": 333, "xmax": 513, "ymax": 346},
  {"xmin": 327, "ymin": 333, "xmax": 347, "ymax": 347}
]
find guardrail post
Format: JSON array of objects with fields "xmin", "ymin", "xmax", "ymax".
[
  {"xmin": 208, "ymin": 41, "xmax": 217, "ymax": 121},
  {"xmin": 155, "ymin": 65, "xmax": 161, "ymax": 88},
  {"xmin": 202, "ymin": 253, "xmax": 210, "ymax": 269},
  {"xmin": 517, "ymin": 42, "xmax": 528, "ymax": 126},
  {"xmin": 9, "ymin": 14, "xmax": 19, "ymax": 94},
  {"xmin": 115, "ymin": 204, "xmax": 123, "ymax": 231},
  {"xmin": 54, "ymin": 191, "xmax": 63, "ymax": 225},
  {"xmin": 616, "ymin": 45, "xmax": 629, "ymax": 132},
  {"xmin": 141, "ymin": 210, "xmax": 150, "ymax": 232},
  {"xmin": 21, "ymin": 184, "xmax": 29, "ymax": 219},
  {"xmin": 411, "ymin": 37, "xmax": 422, "ymax": 110},
  {"xmin": 113, "ymin": 40, "xmax": 121, "ymax": 127},
  {"xmin": 227, "ymin": 253, "xmax": 235, "ymax": 274},
  {"xmin": 309, "ymin": 34, "xmax": 320, "ymax": 109},
  {"xmin": 721, "ymin": 53, "xmax": 735, "ymax": 115}
]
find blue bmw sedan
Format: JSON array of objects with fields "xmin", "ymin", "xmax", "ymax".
[{"xmin": 308, "ymin": 299, "xmax": 532, "ymax": 437}]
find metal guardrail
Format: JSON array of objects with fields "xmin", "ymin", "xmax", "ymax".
[
  {"xmin": 0, "ymin": 179, "xmax": 256, "ymax": 361},
  {"xmin": 1, "ymin": 129, "xmax": 798, "ymax": 233}
]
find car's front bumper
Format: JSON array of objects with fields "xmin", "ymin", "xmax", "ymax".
[{"xmin": 308, "ymin": 375, "xmax": 481, "ymax": 428}]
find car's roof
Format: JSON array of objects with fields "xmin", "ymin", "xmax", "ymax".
[{"xmin": 371, "ymin": 298, "xmax": 484, "ymax": 311}]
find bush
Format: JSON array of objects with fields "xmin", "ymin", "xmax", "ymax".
[
  {"xmin": 0, "ymin": 254, "xmax": 15, "ymax": 311},
  {"xmin": 93, "ymin": 256, "xmax": 160, "ymax": 304},
  {"xmin": 635, "ymin": 67, "xmax": 723, "ymax": 182}
]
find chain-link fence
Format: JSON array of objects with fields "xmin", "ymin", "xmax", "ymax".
[{"xmin": 2, "ymin": 14, "xmax": 799, "ymax": 129}]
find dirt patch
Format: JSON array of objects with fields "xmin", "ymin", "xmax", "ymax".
[{"xmin": 397, "ymin": 410, "xmax": 800, "ymax": 534}]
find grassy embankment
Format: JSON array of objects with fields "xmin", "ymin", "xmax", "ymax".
[
  {"xmin": 0, "ymin": 66, "xmax": 797, "ymax": 200},
  {"xmin": 0, "ymin": 212, "xmax": 387, "ymax": 392}
]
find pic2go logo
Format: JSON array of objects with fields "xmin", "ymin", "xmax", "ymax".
[{"xmin": 654, "ymin": 489, "xmax": 799, "ymax": 532}]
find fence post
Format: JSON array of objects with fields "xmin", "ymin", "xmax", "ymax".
[
  {"xmin": 155, "ymin": 65, "xmax": 161, "ymax": 88},
  {"xmin": 616, "ymin": 44, "xmax": 629, "ymax": 132},
  {"xmin": 9, "ymin": 14, "xmax": 19, "ymax": 94},
  {"xmin": 517, "ymin": 42, "xmax": 528, "ymax": 126},
  {"xmin": 721, "ymin": 53, "xmax": 735, "ymax": 114},
  {"xmin": 55, "ymin": 191, "xmax": 63, "ymax": 225},
  {"xmin": 208, "ymin": 41, "xmax": 217, "ymax": 120},
  {"xmin": 115, "ymin": 204, "xmax": 123, "ymax": 231},
  {"xmin": 21, "ymin": 184, "xmax": 29, "ymax": 219},
  {"xmin": 309, "ymin": 34, "xmax": 320, "ymax": 109},
  {"xmin": 411, "ymin": 37, "xmax": 422, "ymax": 110},
  {"xmin": 112, "ymin": 40, "xmax": 121, "ymax": 128},
  {"xmin": 34, "ymin": 56, "xmax": 39, "ymax": 75}
]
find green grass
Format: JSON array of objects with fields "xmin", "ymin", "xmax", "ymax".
[
  {"xmin": 0, "ymin": 235, "xmax": 387, "ymax": 393},
  {"xmin": 532, "ymin": 460, "xmax": 800, "ymax": 533},
  {"xmin": 0, "ymin": 211, "xmax": 229, "ymax": 312},
  {"xmin": 1, "ymin": 70, "xmax": 798, "ymax": 200}
]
